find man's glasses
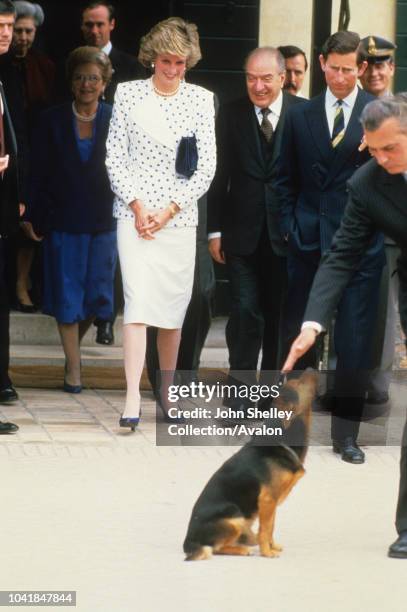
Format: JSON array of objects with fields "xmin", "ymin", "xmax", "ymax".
[{"xmin": 73, "ymin": 74, "xmax": 102, "ymax": 83}]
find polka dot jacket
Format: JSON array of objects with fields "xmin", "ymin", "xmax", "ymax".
[{"xmin": 105, "ymin": 77, "xmax": 216, "ymax": 227}]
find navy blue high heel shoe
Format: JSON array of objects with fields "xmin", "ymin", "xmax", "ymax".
[
  {"xmin": 119, "ymin": 416, "xmax": 140, "ymax": 431},
  {"xmin": 63, "ymin": 380, "xmax": 83, "ymax": 394},
  {"xmin": 63, "ymin": 362, "xmax": 82, "ymax": 394},
  {"xmin": 119, "ymin": 407, "xmax": 142, "ymax": 431}
]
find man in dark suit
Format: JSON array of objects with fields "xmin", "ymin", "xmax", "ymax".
[
  {"xmin": 207, "ymin": 46, "xmax": 303, "ymax": 412},
  {"xmin": 81, "ymin": 2, "xmax": 142, "ymax": 105},
  {"xmin": 358, "ymin": 36, "xmax": 398, "ymax": 406},
  {"xmin": 283, "ymin": 95, "xmax": 407, "ymax": 558},
  {"xmin": 278, "ymin": 45, "xmax": 308, "ymax": 98},
  {"xmin": 276, "ymin": 31, "xmax": 385, "ymax": 463},
  {"xmin": 0, "ymin": 0, "xmax": 20, "ymax": 433},
  {"xmin": 81, "ymin": 1, "xmax": 143, "ymax": 344}
]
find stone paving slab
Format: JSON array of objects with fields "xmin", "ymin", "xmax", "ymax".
[
  {"xmin": 0, "ymin": 443, "xmax": 405, "ymax": 612},
  {"xmin": 0, "ymin": 385, "xmax": 406, "ymax": 611}
]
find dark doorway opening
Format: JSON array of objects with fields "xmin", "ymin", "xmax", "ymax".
[{"xmin": 37, "ymin": 0, "xmax": 259, "ymax": 103}]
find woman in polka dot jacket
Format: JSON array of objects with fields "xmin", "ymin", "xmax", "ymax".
[{"xmin": 105, "ymin": 17, "xmax": 216, "ymax": 430}]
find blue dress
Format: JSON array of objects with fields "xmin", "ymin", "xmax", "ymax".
[{"xmin": 33, "ymin": 103, "xmax": 117, "ymax": 323}]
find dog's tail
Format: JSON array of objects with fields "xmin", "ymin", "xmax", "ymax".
[{"xmin": 183, "ymin": 539, "xmax": 213, "ymax": 561}]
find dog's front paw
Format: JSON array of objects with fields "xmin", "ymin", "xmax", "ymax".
[
  {"xmin": 261, "ymin": 548, "xmax": 280, "ymax": 558},
  {"xmin": 270, "ymin": 540, "xmax": 283, "ymax": 552}
]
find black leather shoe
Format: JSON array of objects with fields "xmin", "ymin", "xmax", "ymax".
[
  {"xmin": 15, "ymin": 300, "xmax": 37, "ymax": 314},
  {"xmin": 366, "ymin": 391, "xmax": 389, "ymax": 405},
  {"xmin": 332, "ymin": 437, "xmax": 365, "ymax": 464},
  {"xmin": 0, "ymin": 420, "xmax": 19, "ymax": 434},
  {"xmin": 96, "ymin": 321, "xmax": 114, "ymax": 345},
  {"xmin": 0, "ymin": 386, "xmax": 19, "ymax": 403},
  {"xmin": 315, "ymin": 392, "xmax": 335, "ymax": 412},
  {"xmin": 388, "ymin": 531, "xmax": 407, "ymax": 558}
]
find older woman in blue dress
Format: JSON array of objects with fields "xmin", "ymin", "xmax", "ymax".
[
  {"xmin": 23, "ymin": 47, "xmax": 116, "ymax": 393},
  {"xmin": 106, "ymin": 17, "xmax": 216, "ymax": 430}
]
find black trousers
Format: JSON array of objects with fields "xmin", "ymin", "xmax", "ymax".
[
  {"xmin": 95, "ymin": 260, "xmax": 123, "ymax": 327},
  {"xmin": 224, "ymin": 231, "xmax": 287, "ymax": 389},
  {"xmin": 284, "ymin": 245, "xmax": 383, "ymax": 441},
  {"xmin": 146, "ymin": 238, "xmax": 215, "ymax": 392},
  {"xmin": 396, "ymin": 419, "xmax": 407, "ymax": 534},
  {"xmin": 0, "ymin": 238, "xmax": 11, "ymax": 390}
]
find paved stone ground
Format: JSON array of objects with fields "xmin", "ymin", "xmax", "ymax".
[{"xmin": 1, "ymin": 384, "xmax": 406, "ymax": 612}]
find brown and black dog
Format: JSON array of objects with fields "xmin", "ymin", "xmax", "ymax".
[{"xmin": 183, "ymin": 370, "xmax": 318, "ymax": 560}]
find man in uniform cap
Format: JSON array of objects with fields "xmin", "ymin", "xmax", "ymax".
[{"xmin": 359, "ymin": 35, "xmax": 396, "ymax": 97}]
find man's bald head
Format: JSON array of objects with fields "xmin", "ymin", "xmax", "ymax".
[{"xmin": 244, "ymin": 47, "xmax": 286, "ymax": 108}]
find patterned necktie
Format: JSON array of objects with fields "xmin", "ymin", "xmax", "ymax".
[
  {"xmin": 331, "ymin": 99, "xmax": 345, "ymax": 148},
  {"xmin": 260, "ymin": 107, "xmax": 274, "ymax": 143}
]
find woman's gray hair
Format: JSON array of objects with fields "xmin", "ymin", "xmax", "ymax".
[
  {"xmin": 361, "ymin": 94, "xmax": 407, "ymax": 133},
  {"xmin": 66, "ymin": 46, "xmax": 113, "ymax": 85},
  {"xmin": 14, "ymin": 1, "xmax": 44, "ymax": 26}
]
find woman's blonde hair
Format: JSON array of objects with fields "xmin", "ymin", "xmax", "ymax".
[{"xmin": 138, "ymin": 17, "xmax": 201, "ymax": 70}]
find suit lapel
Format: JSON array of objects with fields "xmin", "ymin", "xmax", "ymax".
[
  {"xmin": 130, "ymin": 82, "xmax": 176, "ymax": 149},
  {"xmin": 324, "ymin": 88, "xmax": 366, "ymax": 186},
  {"xmin": 237, "ymin": 98, "xmax": 265, "ymax": 171},
  {"xmin": 304, "ymin": 93, "xmax": 334, "ymax": 164},
  {"xmin": 269, "ymin": 93, "xmax": 293, "ymax": 168},
  {"xmin": 108, "ymin": 47, "xmax": 118, "ymax": 73},
  {"xmin": 0, "ymin": 81, "xmax": 17, "ymax": 156}
]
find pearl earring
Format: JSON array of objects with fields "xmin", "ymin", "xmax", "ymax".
[{"xmin": 151, "ymin": 62, "xmax": 155, "ymax": 69}]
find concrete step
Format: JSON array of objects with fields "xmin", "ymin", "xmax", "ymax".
[
  {"xmin": 10, "ymin": 344, "xmax": 229, "ymax": 369},
  {"xmin": 9, "ymin": 313, "xmax": 229, "ymax": 389},
  {"xmin": 9, "ymin": 346, "xmax": 229, "ymax": 390},
  {"xmin": 10, "ymin": 311, "xmax": 227, "ymax": 348}
]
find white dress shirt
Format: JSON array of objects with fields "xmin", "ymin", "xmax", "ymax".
[
  {"xmin": 102, "ymin": 41, "xmax": 112, "ymax": 56},
  {"xmin": 254, "ymin": 89, "xmax": 283, "ymax": 130}
]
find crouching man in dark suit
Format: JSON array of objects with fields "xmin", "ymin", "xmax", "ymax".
[
  {"xmin": 283, "ymin": 94, "xmax": 407, "ymax": 559},
  {"xmin": 207, "ymin": 47, "xmax": 303, "ymax": 414},
  {"xmin": 0, "ymin": 0, "xmax": 21, "ymax": 433}
]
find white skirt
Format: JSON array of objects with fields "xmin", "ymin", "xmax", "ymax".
[{"xmin": 117, "ymin": 219, "xmax": 196, "ymax": 328}]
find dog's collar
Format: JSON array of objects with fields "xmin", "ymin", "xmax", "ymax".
[{"xmin": 280, "ymin": 443, "xmax": 303, "ymax": 467}]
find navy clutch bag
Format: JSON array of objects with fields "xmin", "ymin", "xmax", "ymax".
[{"xmin": 175, "ymin": 135, "xmax": 198, "ymax": 179}]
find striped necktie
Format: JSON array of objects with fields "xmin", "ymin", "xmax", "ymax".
[
  {"xmin": 331, "ymin": 99, "xmax": 345, "ymax": 148},
  {"xmin": 260, "ymin": 108, "xmax": 274, "ymax": 143}
]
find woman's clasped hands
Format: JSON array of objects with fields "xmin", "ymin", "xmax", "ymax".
[{"xmin": 130, "ymin": 199, "xmax": 175, "ymax": 239}]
